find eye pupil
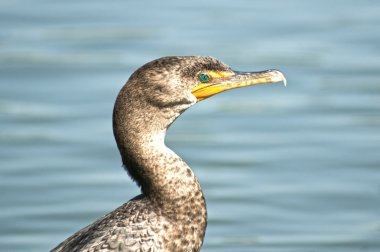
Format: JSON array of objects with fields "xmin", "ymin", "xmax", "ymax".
[{"xmin": 198, "ymin": 74, "xmax": 210, "ymax": 83}]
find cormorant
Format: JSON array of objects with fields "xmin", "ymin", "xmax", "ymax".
[{"xmin": 51, "ymin": 56, "xmax": 286, "ymax": 252}]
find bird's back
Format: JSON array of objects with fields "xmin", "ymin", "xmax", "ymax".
[{"xmin": 51, "ymin": 195, "xmax": 167, "ymax": 252}]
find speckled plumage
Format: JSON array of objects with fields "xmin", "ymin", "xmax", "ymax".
[{"xmin": 52, "ymin": 56, "xmax": 231, "ymax": 252}]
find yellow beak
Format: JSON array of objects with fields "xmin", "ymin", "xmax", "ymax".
[{"xmin": 191, "ymin": 69, "xmax": 286, "ymax": 101}]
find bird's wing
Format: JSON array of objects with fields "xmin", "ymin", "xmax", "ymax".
[{"xmin": 51, "ymin": 196, "xmax": 166, "ymax": 252}]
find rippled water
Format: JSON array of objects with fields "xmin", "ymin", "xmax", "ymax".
[{"xmin": 1, "ymin": 1, "xmax": 380, "ymax": 251}]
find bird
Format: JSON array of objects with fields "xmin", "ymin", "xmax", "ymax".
[{"xmin": 51, "ymin": 56, "xmax": 286, "ymax": 252}]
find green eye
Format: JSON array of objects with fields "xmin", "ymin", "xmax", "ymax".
[{"xmin": 198, "ymin": 73, "xmax": 211, "ymax": 83}]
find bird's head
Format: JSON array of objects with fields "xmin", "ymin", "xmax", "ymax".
[
  {"xmin": 125, "ymin": 56, "xmax": 286, "ymax": 111},
  {"xmin": 114, "ymin": 56, "xmax": 286, "ymax": 182}
]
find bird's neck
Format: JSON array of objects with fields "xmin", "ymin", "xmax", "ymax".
[
  {"xmin": 113, "ymin": 97, "xmax": 206, "ymax": 217},
  {"xmin": 113, "ymin": 87, "xmax": 207, "ymax": 249},
  {"xmin": 123, "ymin": 128, "xmax": 207, "ymax": 249},
  {"xmin": 125, "ymin": 129, "xmax": 204, "ymax": 206}
]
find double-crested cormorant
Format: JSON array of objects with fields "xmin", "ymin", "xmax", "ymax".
[{"xmin": 51, "ymin": 56, "xmax": 286, "ymax": 252}]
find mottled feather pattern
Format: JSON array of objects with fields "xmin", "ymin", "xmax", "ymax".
[
  {"xmin": 52, "ymin": 57, "xmax": 230, "ymax": 252},
  {"xmin": 52, "ymin": 196, "xmax": 168, "ymax": 252}
]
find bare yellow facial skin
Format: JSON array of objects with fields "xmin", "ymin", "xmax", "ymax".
[{"xmin": 192, "ymin": 70, "xmax": 286, "ymax": 101}]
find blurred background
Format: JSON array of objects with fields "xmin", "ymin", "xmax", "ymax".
[{"xmin": 1, "ymin": 0, "xmax": 380, "ymax": 251}]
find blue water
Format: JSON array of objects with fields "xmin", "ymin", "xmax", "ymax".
[{"xmin": 1, "ymin": 1, "xmax": 380, "ymax": 251}]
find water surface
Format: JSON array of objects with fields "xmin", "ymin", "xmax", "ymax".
[{"xmin": 1, "ymin": 1, "xmax": 380, "ymax": 251}]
